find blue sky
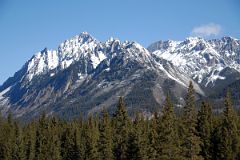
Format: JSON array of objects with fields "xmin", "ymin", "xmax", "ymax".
[{"xmin": 0, "ymin": 0, "xmax": 239, "ymax": 84}]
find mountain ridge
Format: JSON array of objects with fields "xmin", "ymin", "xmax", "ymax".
[{"xmin": 0, "ymin": 32, "xmax": 240, "ymax": 120}]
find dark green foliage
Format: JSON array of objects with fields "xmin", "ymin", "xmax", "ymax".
[
  {"xmin": 48, "ymin": 118, "xmax": 61, "ymax": 160},
  {"xmin": 112, "ymin": 97, "xmax": 130, "ymax": 160},
  {"xmin": 197, "ymin": 101, "xmax": 213, "ymax": 160},
  {"xmin": 23, "ymin": 122, "xmax": 36, "ymax": 160},
  {"xmin": 127, "ymin": 113, "xmax": 148, "ymax": 160},
  {"xmin": 147, "ymin": 114, "xmax": 158, "ymax": 160},
  {"xmin": 215, "ymin": 90, "xmax": 239, "ymax": 159},
  {"xmin": 158, "ymin": 94, "xmax": 182, "ymax": 160},
  {"xmin": 12, "ymin": 122, "xmax": 24, "ymax": 160},
  {"xmin": 0, "ymin": 89, "xmax": 240, "ymax": 160},
  {"xmin": 98, "ymin": 110, "xmax": 113, "ymax": 160},
  {"xmin": 61, "ymin": 127, "xmax": 80, "ymax": 160},
  {"xmin": 34, "ymin": 114, "xmax": 50, "ymax": 160},
  {"xmin": 84, "ymin": 115, "xmax": 99, "ymax": 160},
  {"xmin": 181, "ymin": 82, "xmax": 202, "ymax": 159},
  {"xmin": 0, "ymin": 113, "xmax": 14, "ymax": 160}
]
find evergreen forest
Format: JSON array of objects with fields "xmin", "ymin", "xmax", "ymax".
[{"xmin": 1, "ymin": 82, "xmax": 240, "ymax": 160}]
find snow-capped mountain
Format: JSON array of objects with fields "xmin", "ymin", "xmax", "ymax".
[
  {"xmin": 0, "ymin": 32, "xmax": 240, "ymax": 121},
  {"xmin": 26, "ymin": 32, "xmax": 103, "ymax": 81},
  {"xmin": 148, "ymin": 36, "xmax": 240, "ymax": 89},
  {"xmin": 18, "ymin": 32, "xmax": 154, "ymax": 83}
]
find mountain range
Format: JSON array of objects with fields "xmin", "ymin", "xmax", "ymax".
[{"xmin": 0, "ymin": 32, "xmax": 240, "ymax": 121}]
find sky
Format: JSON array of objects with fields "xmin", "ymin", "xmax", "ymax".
[{"xmin": 0, "ymin": 0, "xmax": 239, "ymax": 84}]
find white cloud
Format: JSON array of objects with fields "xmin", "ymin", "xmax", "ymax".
[{"xmin": 191, "ymin": 23, "xmax": 222, "ymax": 37}]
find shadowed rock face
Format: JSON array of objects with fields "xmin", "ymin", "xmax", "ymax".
[{"xmin": 0, "ymin": 33, "xmax": 240, "ymax": 121}]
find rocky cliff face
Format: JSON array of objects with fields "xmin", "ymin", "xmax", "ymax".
[{"xmin": 0, "ymin": 33, "xmax": 239, "ymax": 120}]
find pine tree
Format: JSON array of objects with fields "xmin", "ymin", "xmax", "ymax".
[
  {"xmin": 73, "ymin": 128, "xmax": 81, "ymax": 159},
  {"xmin": 216, "ymin": 90, "xmax": 239, "ymax": 159},
  {"xmin": 0, "ymin": 113, "xmax": 4, "ymax": 160},
  {"xmin": 210, "ymin": 117, "xmax": 221, "ymax": 160},
  {"xmin": 61, "ymin": 126, "xmax": 81, "ymax": 160},
  {"xmin": 181, "ymin": 81, "xmax": 202, "ymax": 160},
  {"xmin": 23, "ymin": 122, "xmax": 36, "ymax": 160},
  {"xmin": 85, "ymin": 115, "xmax": 99, "ymax": 160},
  {"xmin": 5, "ymin": 113, "xmax": 15, "ymax": 159},
  {"xmin": 127, "ymin": 113, "xmax": 148, "ymax": 160},
  {"xmin": 34, "ymin": 114, "xmax": 49, "ymax": 160},
  {"xmin": 237, "ymin": 115, "xmax": 240, "ymax": 159},
  {"xmin": 48, "ymin": 117, "xmax": 61, "ymax": 160},
  {"xmin": 158, "ymin": 94, "xmax": 182, "ymax": 160},
  {"xmin": 137, "ymin": 114, "xmax": 149, "ymax": 160},
  {"xmin": 112, "ymin": 97, "xmax": 130, "ymax": 160},
  {"xmin": 147, "ymin": 114, "xmax": 158, "ymax": 160},
  {"xmin": 126, "ymin": 128, "xmax": 140, "ymax": 160},
  {"xmin": 78, "ymin": 123, "xmax": 86, "ymax": 160},
  {"xmin": 73, "ymin": 115, "xmax": 86, "ymax": 159},
  {"xmin": 98, "ymin": 110, "xmax": 113, "ymax": 160},
  {"xmin": 12, "ymin": 122, "xmax": 24, "ymax": 160},
  {"xmin": 197, "ymin": 101, "xmax": 213, "ymax": 160},
  {"xmin": 0, "ymin": 114, "xmax": 14, "ymax": 160}
]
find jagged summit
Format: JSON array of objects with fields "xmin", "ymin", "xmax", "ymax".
[
  {"xmin": 0, "ymin": 33, "xmax": 240, "ymax": 120},
  {"xmin": 149, "ymin": 36, "xmax": 240, "ymax": 87},
  {"xmin": 24, "ymin": 33, "xmax": 155, "ymax": 82}
]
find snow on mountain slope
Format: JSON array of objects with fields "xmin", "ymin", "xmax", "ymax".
[
  {"xmin": 148, "ymin": 37, "xmax": 240, "ymax": 87},
  {"xmin": 2, "ymin": 34, "xmax": 240, "ymax": 94},
  {"xmin": 1, "ymin": 33, "xmax": 240, "ymax": 120},
  {"xmin": 26, "ymin": 32, "xmax": 102, "ymax": 81},
  {"xmin": 25, "ymin": 32, "xmax": 155, "ymax": 82},
  {"xmin": 27, "ymin": 49, "xmax": 59, "ymax": 80},
  {"xmin": 0, "ymin": 86, "xmax": 11, "ymax": 113}
]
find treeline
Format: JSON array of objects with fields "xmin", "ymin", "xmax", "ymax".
[{"xmin": 0, "ymin": 82, "xmax": 240, "ymax": 160}]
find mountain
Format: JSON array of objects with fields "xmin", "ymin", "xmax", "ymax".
[
  {"xmin": 148, "ymin": 37, "xmax": 240, "ymax": 94},
  {"xmin": 0, "ymin": 33, "xmax": 240, "ymax": 120}
]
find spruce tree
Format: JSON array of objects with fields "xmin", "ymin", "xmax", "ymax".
[
  {"xmin": 5, "ymin": 113, "xmax": 15, "ymax": 159},
  {"xmin": 181, "ymin": 81, "xmax": 202, "ymax": 159},
  {"xmin": 98, "ymin": 110, "xmax": 113, "ymax": 160},
  {"xmin": 112, "ymin": 97, "xmax": 130, "ymax": 160},
  {"xmin": 78, "ymin": 124, "xmax": 86, "ymax": 160},
  {"xmin": 61, "ymin": 126, "xmax": 80, "ymax": 160},
  {"xmin": 48, "ymin": 117, "xmax": 61, "ymax": 160},
  {"xmin": 216, "ymin": 90, "xmax": 239, "ymax": 159},
  {"xmin": 158, "ymin": 94, "xmax": 182, "ymax": 160},
  {"xmin": 34, "ymin": 115, "xmax": 48, "ymax": 160},
  {"xmin": 73, "ymin": 115, "xmax": 85, "ymax": 159},
  {"xmin": 126, "ymin": 128, "xmax": 140, "ymax": 160},
  {"xmin": 23, "ymin": 122, "xmax": 36, "ymax": 160},
  {"xmin": 0, "ymin": 114, "xmax": 14, "ymax": 160},
  {"xmin": 0, "ymin": 114, "xmax": 4, "ymax": 160},
  {"xmin": 12, "ymin": 122, "xmax": 24, "ymax": 160},
  {"xmin": 147, "ymin": 114, "xmax": 158, "ymax": 160},
  {"xmin": 73, "ymin": 128, "xmax": 81, "ymax": 159},
  {"xmin": 197, "ymin": 101, "xmax": 213, "ymax": 160},
  {"xmin": 85, "ymin": 115, "xmax": 99, "ymax": 160},
  {"xmin": 138, "ymin": 114, "xmax": 149, "ymax": 160},
  {"xmin": 127, "ymin": 113, "xmax": 148, "ymax": 160}
]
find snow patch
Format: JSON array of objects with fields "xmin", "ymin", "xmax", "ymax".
[
  {"xmin": 157, "ymin": 63, "xmax": 187, "ymax": 87},
  {"xmin": 0, "ymin": 86, "xmax": 11, "ymax": 107},
  {"xmin": 0, "ymin": 86, "xmax": 11, "ymax": 100}
]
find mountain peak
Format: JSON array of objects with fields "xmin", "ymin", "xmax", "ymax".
[
  {"xmin": 1, "ymin": 33, "xmax": 240, "ymax": 120},
  {"xmin": 78, "ymin": 32, "xmax": 96, "ymax": 41},
  {"xmin": 59, "ymin": 32, "xmax": 98, "ymax": 48},
  {"xmin": 184, "ymin": 37, "xmax": 205, "ymax": 45},
  {"xmin": 41, "ymin": 47, "xmax": 48, "ymax": 53},
  {"xmin": 221, "ymin": 36, "xmax": 239, "ymax": 42},
  {"xmin": 106, "ymin": 37, "xmax": 120, "ymax": 44},
  {"xmin": 80, "ymin": 31, "xmax": 89, "ymax": 35}
]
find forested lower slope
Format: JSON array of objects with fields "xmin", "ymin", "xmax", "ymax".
[{"xmin": 0, "ymin": 82, "xmax": 240, "ymax": 160}]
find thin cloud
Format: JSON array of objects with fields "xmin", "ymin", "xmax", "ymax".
[{"xmin": 191, "ymin": 23, "xmax": 222, "ymax": 37}]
